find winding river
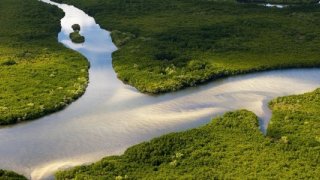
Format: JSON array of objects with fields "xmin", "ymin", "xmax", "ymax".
[{"xmin": 1, "ymin": 1, "xmax": 320, "ymax": 179}]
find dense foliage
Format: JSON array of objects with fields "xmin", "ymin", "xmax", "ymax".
[
  {"xmin": 70, "ymin": 24, "xmax": 85, "ymax": 43},
  {"xmin": 54, "ymin": 0, "xmax": 320, "ymax": 93},
  {"xmin": 0, "ymin": 169, "xmax": 26, "ymax": 180},
  {"xmin": 268, "ymin": 88, "xmax": 320, "ymax": 150},
  {"xmin": 0, "ymin": 0, "xmax": 89, "ymax": 125},
  {"xmin": 56, "ymin": 89, "xmax": 320, "ymax": 179},
  {"xmin": 70, "ymin": 32, "xmax": 85, "ymax": 43},
  {"xmin": 72, "ymin": 24, "xmax": 81, "ymax": 31}
]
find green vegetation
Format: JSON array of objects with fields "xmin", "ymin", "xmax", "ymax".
[
  {"xmin": 0, "ymin": 170, "xmax": 27, "ymax": 180},
  {"xmin": 70, "ymin": 24, "xmax": 85, "ymax": 43},
  {"xmin": 70, "ymin": 32, "xmax": 85, "ymax": 44},
  {"xmin": 268, "ymin": 88, "xmax": 320, "ymax": 149},
  {"xmin": 53, "ymin": 0, "xmax": 320, "ymax": 93},
  {"xmin": 72, "ymin": 24, "xmax": 81, "ymax": 31},
  {"xmin": 56, "ymin": 89, "xmax": 320, "ymax": 179},
  {"xmin": 0, "ymin": 0, "xmax": 89, "ymax": 125}
]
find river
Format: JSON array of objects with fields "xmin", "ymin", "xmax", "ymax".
[{"xmin": 0, "ymin": 0, "xmax": 320, "ymax": 179}]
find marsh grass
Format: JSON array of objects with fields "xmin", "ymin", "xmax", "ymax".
[{"xmin": 72, "ymin": 24, "xmax": 81, "ymax": 31}]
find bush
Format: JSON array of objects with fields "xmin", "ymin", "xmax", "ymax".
[
  {"xmin": 69, "ymin": 32, "xmax": 85, "ymax": 43},
  {"xmin": 1, "ymin": 59, "xmax": 16, "ymax": 66},
  {"xmin": 72, "ymin": 24, "xmax": 80, "ymax": 31},
  {"xmin": 154, "ymin": 51, "xmax": 177, "ymax": 61}
]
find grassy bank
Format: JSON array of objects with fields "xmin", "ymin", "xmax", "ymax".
[
  {"xmin": 54, "ymin": 0, "xmax": 319, "ymax": 93},
  {"xmin": 0, "ymin": 169, "xmax": 26, "ymax": 180},
  {"xmin": 0, "ymin": 0, "xmax": 89, "ymax": 125},
  {"xmin": 56, "ymin": 89, "xmax": 320, "ymax": 179}
]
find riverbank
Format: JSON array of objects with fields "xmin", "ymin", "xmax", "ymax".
[
  {"xmin": 0, "ymin": 169, "xmax": 26, "ymax": 179},
  {"xmin": 56, "ymin": 88, "xmax": 320, "ymax": 179},
  {"xmin": 0, "ymin": 0, "xmax": 89, "ymax": 125},
  {"xmin": 53, "ymin": 0, "xmax": 319, "ymax": 94},
  {"xmin": 1, "ymin": 0, "xmax": 320, "ymax": 178}
]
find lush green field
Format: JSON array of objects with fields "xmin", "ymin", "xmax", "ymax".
[
  {"xmin": 54, "ymin": 0, "xmax": 320, "ymax": 93},
  {"xmin": 56, "ymin": 89, "xmax": 320, "ymax": 179},
  {"xmin": 0, "ymin": 0, "xmax": 89, "ymax": 125},
  {"xmin": 0, "ymin": 169, "xmax": 26, "ymax": 180}
]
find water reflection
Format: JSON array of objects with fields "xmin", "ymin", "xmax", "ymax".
[
  {"xmin": 0, "ymin": 1, "xmax": 320, "ymax": 179},
  {"xmin": 264, "ymin": 3, "xmax": 287, "ymax": 8}
]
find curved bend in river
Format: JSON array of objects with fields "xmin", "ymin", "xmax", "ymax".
[{"xmin": 1, "ymin": 0, "xmax": 320, "ymax": 179}]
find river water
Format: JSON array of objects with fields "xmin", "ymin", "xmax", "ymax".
[{"xmin": 1, "ymin": 0, "xmax": 320, "ymax": 179}]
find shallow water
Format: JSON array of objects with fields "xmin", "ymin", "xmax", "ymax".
[
  {"xmin": 264, "ymin": 3, "xmax": 287, "ymax": 8},
  {"xmin": 1, "ymin": 1, "xmax": 320, "ymax": 179}
]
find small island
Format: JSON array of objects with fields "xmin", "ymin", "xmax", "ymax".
[{"xmin": 69, "ymin": 24, "xmax": 85, "ymax": 43}]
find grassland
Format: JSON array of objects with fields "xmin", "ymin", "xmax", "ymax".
[
  {"xmin": 0, "ymin": 0, "xmax": 89, "ymax": 125},
  {"xmin": 53, "ymin": 0, "xmax": 320, "ymax": 93},
  {"xmin": 0, "ymin": 169, "xmax": 26, "ymax": 180},
  {"xmin": 56, "ymin": 89, "xmax": 320, "ymax": 179}
]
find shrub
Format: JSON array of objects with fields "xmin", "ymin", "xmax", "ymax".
[
  {"xmin": 154, "ymin": 51, "xmax": 177, "ymax": 61},
  {"xmin": 69, "ymin": 32, "xmax": 85, "ymax": 43},
  {"xmin": 1, "ymin": 59, "xmax": 16, "ymax": 66},
  {"xmin": 72, "ymin": 24, "xmax": 80, "ymax": 31},
  {"xmin": 111, "ymin": 30, "xmax": 136, "ymax": 47}
]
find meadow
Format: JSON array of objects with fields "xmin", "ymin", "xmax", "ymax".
[
  {"xmin": 0, "ymin": 0, "xmax": 89, "ymax": 125},
  {"xmin": 54, "ymin": 0, "xmax": 320, "ymax": 93},
  {"xmin": 56, "ymin": 89, "xmax": 320, "ymax": 179}
]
